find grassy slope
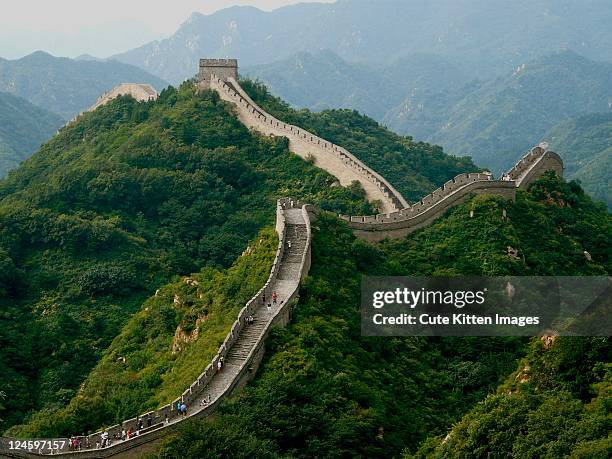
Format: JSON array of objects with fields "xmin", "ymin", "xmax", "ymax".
[
  {"xmin": 9, "ymin": 228, "xmax": 278, "ymax": 437},
  {"xmin": 2, "ymin": 80, "xmax": 476, "ymax": 434},
  {"xmin": 0, "ymin": 83, "xmax": 372, "ymax": 432},
  {"xmin": 239, "ymin": 79, "xmax": 479, "ymax": 203},
  {"xmin": 154, "ymin": 175, "xmax": 611, "ymax": 458}
]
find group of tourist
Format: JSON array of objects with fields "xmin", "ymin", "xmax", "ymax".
[
  {"xmin": 177, "ymin": 400, "xmax": 190, "ymax": 416},
  {"xmin": 68, "ymin": 436, "xmax": 89, "ymax": 450}
]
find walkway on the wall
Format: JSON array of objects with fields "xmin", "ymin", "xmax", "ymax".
[
  {"xmin": 211, "ymin": 76, "xmax": 408, "ymax": 214},
  {"xmin": 0, "ymin": 73, "xmax": 564, "ymax": 458},
  {"xmin": 0, "ymin": 201, "xmax": 311, "ymax": 459}
]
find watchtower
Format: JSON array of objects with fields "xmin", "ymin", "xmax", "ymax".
[{"xmin": 198, "ymin": 58, "xmax": 238, "ymax": 88}]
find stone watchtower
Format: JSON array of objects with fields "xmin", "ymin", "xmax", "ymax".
[{"xmin": 198, "ymin": 58, "xmax": 238, "ymax": 89}]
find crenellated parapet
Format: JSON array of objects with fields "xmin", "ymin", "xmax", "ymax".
[
  {"xmin": 210, "ymin": 74, "xmax": 408, "ymax": 213},
  {"xmin": 0, "ymin": 199, "xmax": 312, "ymax": 458},
  {"xmin": 198, "ymin": 59, "xmax": 239, "ymax": 89},
  {"xmin": 337, "ymin": 146, "xmax": 563, "ymax": 241},
  {"xmin": 507, "ymin": 146, "xmax": 564, "ymax": 189},
  {"xmin": 1, "ymin": 65, "xmax": 568, "ymax": 458}
]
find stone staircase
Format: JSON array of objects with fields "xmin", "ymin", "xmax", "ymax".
[
  {"xmin": 0, "ymin": 66, "xmax": 566, "ymax": 459},
  {"xmin": 0, "ymin": 201, "xmax": 311, "ymax": 459},
  {"xmin": 277, "ymin": 222, "xmax": 308, "ymax": 281}
]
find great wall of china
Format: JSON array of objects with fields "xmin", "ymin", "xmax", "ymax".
[
  {"xmin": 0, "ymin": 60, "xmax": 563, "ymax": 458},
  {"xmin": 208, "ymin": 71, "xmax": 563, "ymax": 241},
  {"xmin": 67, "ymin": 84, "xmax": 159, "ymax": 126}
]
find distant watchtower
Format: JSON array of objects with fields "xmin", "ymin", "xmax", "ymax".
[{"xmin": 198, "ymin": 58, "xmax": 238, "ymax": 88}]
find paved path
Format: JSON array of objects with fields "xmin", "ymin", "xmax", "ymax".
[
  {"xmin": 211, "ymin": 77, "xmax": 402, "ymax": 214},
  {"xmin": 0, "ymin": 205, "xmax": 309, "ymax": 458}
]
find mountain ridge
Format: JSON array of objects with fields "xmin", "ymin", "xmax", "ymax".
[
  {"xmin": 112, "ymin": 0, "xmax": 612, "ymax": 84},
  {"xmin": 0, "ymin": 51, "xmax": 169, "ymax": 119},
  {"xmin": 0, "ymin": 91, "xmax": 64, "ymax": 178}
]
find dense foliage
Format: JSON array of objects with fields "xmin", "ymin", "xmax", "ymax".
[
  {"xmin": 0, "ymin": 83, "xmax": 373, "ymax": 432},
  {"xmin": 9, "ymin": 228, "xmax": 278, "ymax": 437},
  {"xmin": 155, "ymin": 175, "xmax": 611, "ymax": 458},
  {"xmin": 411, "ymin": 337, "xmax": 610, "ymax": 458},
  {"xmin": 545, "ymin": 112, "xmax": 612, "ymax": 210},
  {"xmin": 1, "ymin": 75, "xmax": 609, "ymax": 458},
  {"xmin": 240, "ymin": 79, "xmax": 478, "ymax": 203},
  {"xmin": 0, "ymin": 91, "xmax": 63, "ymax": 177}
]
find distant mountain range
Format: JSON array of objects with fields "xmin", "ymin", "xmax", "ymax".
[
  {"xmin": 385, "ymin": 50, "xmax": 612, "ymax": 172},
  {"xmin": 243, "ymin": 50, "xmax": 468, "ymax": 120},
  {"xmin": 0, "ymin": 91, "xmax": 64, "ymax": 177},
  {"xmin": 113, "ymin": 0, "xmax": 612, "ymax": 84},
  {"xmin": 544, "ymin": 112, "xmax": 612, "ymax": 209},
  {"xmin": 0, "ymin": 51, "xmax": 168, "ymax": 119}
]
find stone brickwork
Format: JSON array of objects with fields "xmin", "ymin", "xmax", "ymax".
[
  {"xmin": 339, "ymin": 147, "xmax": 563, "ymax": 242},
  {"xmin": 67, "ymin": 84, "xmax": 158, "ymax": 125},
  {"xmin": 0, "ymin": 199, "xmax": 312, "ymax": 459},
  {"xmin": 210, "ymin": 75, "xmax": 408, "ymax": 213},
  {"xmin": 197, "ymin": 59, "xmax": 238, "ymax": 89},
  {"xmin": 0, "ymin": 62, "xmax": 566, "ymax": 458}
]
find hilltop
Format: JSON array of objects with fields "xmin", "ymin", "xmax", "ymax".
[
  {"xmin": 0, "ymin": 71, "xmax": 609, "ymax": 457},
  {"xmin": 0, "ymin": 51, "xmax": 168, "ymax": 119},
  {"xmin": 0, "ymin": 80, "xmax": 473, "ymax": 434},
  {"xmin": 0, "ymin": 91, "xmax": 63, "ymax": 177}
]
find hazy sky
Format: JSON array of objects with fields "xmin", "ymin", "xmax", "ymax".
[{"xmin": 0, "ymin": 0, "xmax": 335, "ymax": 60}]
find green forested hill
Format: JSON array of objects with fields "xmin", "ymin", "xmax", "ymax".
[
  {"xmin": 412, "ymin": 336, "xmax": 611, "ymax": 457},
  {"xmin": 0, "ymin": 81, "xmax": 474, "ymax": 433},
  {"xmin": 1, "ymin": 77, "xmax": 609, "ymax": 457},
  {"xmin": 0, "ymin": 51, "xmax": 168, "ymax": 119},
  {"xmin": 384, "ymin": 50, "xmax": 612, "ymax": 174},
  {"xmin": 240, "ymin": 80, "xmax": 478, "ymax": 203},
  {"xmin": 0, "ymin": 84, "xmax": 376, "ymax": 432},
  {"xmin": 544, "ymin": 112, "xmax": 612, "ymax": 209},
  {"xmin": 152, "ymin": 174, "xmax": 610, "ymax": 458},
  {"xmin": 0, "ymin": 91, "xmax": 64, "ymax": 177}
]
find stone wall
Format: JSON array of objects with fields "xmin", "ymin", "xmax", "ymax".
[
  {"xmin": 210, "ymin": 75, "xmax": 408, "ymax": 213},
  {"xmin": 0, "ymin": 199, "xmax": 312, "ymax": 459},
  {"xmin": 508, "ymin": 148, "xmax": 564, "ymax": 189},
  {"xmin": 337, "ymin": 146, "xmax": 563, "ymax": 242},
  {"xmin": 67, "ymin": 84, "xmax": 158, "ymax": 125},
  {"xmin": 198, "ymin": 59, "xmax": 238, "ymax": 89}
]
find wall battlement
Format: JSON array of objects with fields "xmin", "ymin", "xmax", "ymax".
[
  {"xmin": 199, "ymin": 58, "xmax": 238, "ymax": 66},
  {"xmin": 198, "ymin": 59, "xmax": 238, "ymax": 88},
  {"xmin": 338, "ymin": 146, "xmax": 563, "ymax": 241},
  {"xmin": 1, "ymin": 64, "xmax": 566, "ymax": 457},
  {"xmin": 0, "ymin": 199, "xmax": 312, "ymax": 458},
  {"xmin": 210, "ymin": 74, "xmax": 408, "ymax": 213}
]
